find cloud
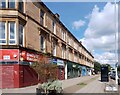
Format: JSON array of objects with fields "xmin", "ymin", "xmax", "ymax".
[
  {"xmin": 80, "ymin": 3, "xmax": 118, "ymax": 65},
  {"xmin": 81, "ymin": 3, "xmax": 116, "ymax": 52},
  {"xmin": 72, "ymin": 20, "xmax": 85, "ymax": 30},
  {"xmin": 94, "ymin": 52, "xmax": 116, "ymax": 65}
]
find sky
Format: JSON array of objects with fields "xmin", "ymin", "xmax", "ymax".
[{"xmin": 44, "ymin": 2, "xmax": 118, "ymax": 68}]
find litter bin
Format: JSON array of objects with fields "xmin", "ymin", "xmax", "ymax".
[{"xmin": 101, "ymin": 66, "xmax": 109, "ymax": 82}]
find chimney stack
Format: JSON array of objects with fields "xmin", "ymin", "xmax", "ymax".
[{"xmin": 55, "ymin": 13, "xmax": 60, "ymax": 19}]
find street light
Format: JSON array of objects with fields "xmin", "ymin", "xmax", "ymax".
[{"xmin": 114, "ymin": 0, "xmax": 118, "ymax": 85}]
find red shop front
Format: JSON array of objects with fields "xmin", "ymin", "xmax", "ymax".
[
  {"xmin": 0, "ymin": 49, "xmax": 20, "ymax": 88},
  {"xmin": 0, "ymin": 49, "xmax": 48, "ymax": 88}
]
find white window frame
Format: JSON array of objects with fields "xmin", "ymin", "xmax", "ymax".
[
  {"xmin": 0, "ymin": 22, "xmax": 7, "ymax": 45},
  {"xmin": 53, "ymin": 21, "xmax": 56, "ymax": 34},
  {"xmin": 8, "ymin": 0, "xmax": 16, "ymax": 9},
  {"xmin": 53, "ymin": 41, "xmax": 56, "ymax": 56},
  {"xmin": 8, "ymin": 21, "xmax": 16, "ymax": 45}
]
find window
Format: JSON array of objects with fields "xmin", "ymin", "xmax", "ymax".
[
  {"xmin": 62, "ymin": 30, "xmax": 65, "ymax": 41},
  {"xmin": 0, "ymin": 22, "xmax": 6, "ymax": 44},
  {"xmin": 40, "ymin": 35, "xmax": 45, "ymax": 52},
  {"xmin": 9, "ymin": 22, "xmax": 16, "ymax": 44},
  {"xmin": 18, "ymin": 0, "xmax": 24, "ymax": 12},
  {"xmin": 40, "ymin": 10, "xmax": 44, "ymax": 25},
  {"xmin": 0, "ymin": 1, "xmax": 6, "ymax": 8},
  {"xmin": 62, "ymin": 46, "xmax": 66, "ymax": 59},
  {"xmin": 19, "ymin": 23, "xmax": 24, "ymax": 46},
  {"xmin": 8, "ymin": 0, "xmax": 15, "ymax": 9},
  {"xmin": 52, "ymin": 21, "xmax": 56, "ymax": 34},
  {"xmin": 53, "ymin": 41, "xmax": 56, "ymax": 56}
]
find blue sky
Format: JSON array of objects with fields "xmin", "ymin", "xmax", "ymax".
[
  {"xmin": 44, "ymin": 2, "xmax": 117, "ymax": 67},
  {"xmin": 45, "ymin": 2, "xmax": 106, "ymax": 39}
]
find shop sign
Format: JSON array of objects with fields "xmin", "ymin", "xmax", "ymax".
[
  {"xmin": 53, "ymin": 58, "xmax": 57, "ymax": 64},
  {"xmin": 0, "ymin": 49, "xmax": 19, "ymax": 61},
  {"xmin": 57, "ymin": 59, "xmax": 64, "ymax": 66},
  {"xmin": 21, "ymin": 51, "xmax": 39, "ymax": 62}
]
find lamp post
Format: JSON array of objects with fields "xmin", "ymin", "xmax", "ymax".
[{"xmin": 114, "ymin": 0, "xmax": 118, "ymax": 84}]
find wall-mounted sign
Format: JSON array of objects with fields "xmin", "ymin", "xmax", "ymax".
[
  {"xmin": 0, "ymin": 49, "xmax": 19, "ymax": 61},
  {"xmin": 57, "ymin": 59, "xmax": 64, "ymax": 66},
  {"xmin": 53, "ymin": 58, "xmax": 57, "ymax": 64},
  {"xmin": 21, "ymin": 51, "xmax": 39, "ymax": 62}
]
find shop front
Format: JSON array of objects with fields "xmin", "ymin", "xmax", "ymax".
[
  {"xmin": 67, "ymin": 61, "xmax": 82, "ymax": 79},
  {"xmin": 0, "ymin": 49, "xmax": 19, "ymax": 88},
  {"xmin": 0, "ymin": 49, "xmax": 51, "ymax": 88},
  {"xmin": 81, "ymin": 66, "xmax": 87, "ymax": 76},
  {"xmin": 52, "ymin": 58, "xmax": 65, "ymax": 80},
  {"xmin": 57, "ymin": 59, "xmax": 65, "ymax": 80}
]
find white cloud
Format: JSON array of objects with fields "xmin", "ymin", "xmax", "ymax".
[
  {"xmin": 94, "ymin": 52, "xmax": 116, "ymax": 65},
  {"xmin": 72, "ymin": 20, "xmax": 85, "ymax": 30},
  {"xmin": 80, "ymin": 3, "xmax": 118, "ymax": 65}
]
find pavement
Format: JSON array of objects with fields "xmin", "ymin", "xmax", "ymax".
[{"xmin": 1, "ymin": 74, "xmax": 119, "ymax": 94}]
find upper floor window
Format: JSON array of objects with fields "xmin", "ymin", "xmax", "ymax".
[
  {"xmin": 8, "ymin": 0, "xmax": 15, "ymax": 9},
  {"xmin": 40, "ymin": 10, "xmax": 45, "ymax": 26},
  {"xmin": 40, "ymin": 35, "xmax": 45, "ymax": 52},
  {"xmin": 19, "ymin": 23, "xmax": 24, "ymax": 46},
  {"xmin": 53, "ymin": 40, "xmax": 56, "ymax": 56},
  {"xmin": 62, "ymin": 45, "xmax": 66, "ymax": 59},
  {"xmin": 62, "ymin": 30, "xmax": 65, "ymax": 41},
  {"xmin": 8, "ymin": 21, "xmax": 16, "ymax": 44},
  {"xmin": 18, "ymin": 0, "xmax": 24, "ymax": 12},
  {"xmin": 0, "ymin": 22, "xmax": 6, "ymax": 44},
  {"xmin": 0, "ymin": 1, "xmax": 6, "ymax": 8},
  {"xmin": 52, "ymin": 21, "xmax": 56, "ymax": 34}
]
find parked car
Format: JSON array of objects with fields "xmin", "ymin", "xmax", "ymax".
[
  {"xmin": 110, "ymin": 70, "xmax": 120, "ymax": 85},
  {"xmin": 118, "ymin": 72, "xmax": 120, "ymax": 85},
  {"xmin": 110, "ymin": 70, "xmax": 116, "ymax": 80}
]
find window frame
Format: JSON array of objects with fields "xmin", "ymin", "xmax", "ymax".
[
  {"xmin": 53, "ymin": 41, "xmax": 56, "ymax": 56},
  {"xmin": 19, "ymin": 23, "xmax": 24, "ymax": 46},
  {"xmin": 8, "ymin": 0, "xmax": 16, "ymax": 9},
  {"xmin": 0, "ymin": 1, "xmax": 6, "ymax": 8},
  {"xmin": 0, "ymin": 21, "xmax": 7, "ymax": 45},
  {"xmin": 18, "ymin": 0, "xmax": 24, "ymax": 12},
  {"xmin": 8, "ymin": 21, "xmax": 16, "ymax": 45},
  {"xmin": 52, "ymin": 21, "xmax": 56, "ymax": 34},
  {"xmin": 40, "ymin": 10, "xmax": 45, "ymax": 26},
  {"xmin": 40, "ymin": 35, "xmax": 45, "ymax": 52}
]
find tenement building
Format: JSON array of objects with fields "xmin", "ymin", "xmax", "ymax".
[{"xmin": 0, "ymin": 0, "xmax": 94, "ymax": 88}]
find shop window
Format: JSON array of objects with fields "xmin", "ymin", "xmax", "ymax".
[
  {"xmin": 8, "ymin": 21, "xmax": 16, "ymax": 44},
  {"xmin": 19, "ymin": 23, "xmax": 24, "ymax": 46},
  {"xmin": 8, "ymin": 0, "xmax": 15, "ymax": 9},
  {"xmin": 40, "ymin": 10, "xmax": 45, "ymax": 26},
  {"xmin": 40, "ymin": 35, "xmax": 45, "ymax": 52},
  {"xmin": 0, "ymin": 22, "xmax": 6, "ymax": 44},
  {"xmin": 18, "ymin": 0, "xmax": 24, "ymax": 12},
  {"xmin": 0, "ymin": 1, "xmax": 6, "ymax": 8}
]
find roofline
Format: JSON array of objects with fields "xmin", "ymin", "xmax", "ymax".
[{"xmin": 37, "ymin": 2, "xmax": 94, "ymax": 58}]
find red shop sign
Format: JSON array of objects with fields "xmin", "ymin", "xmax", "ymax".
[
  {"xmin": 0, "ymin": 49, "xmax": 19, "ymax": 61},
  {"xmin": 21, "ymin": 51, "xmax": 39, "ymax": 62}
]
